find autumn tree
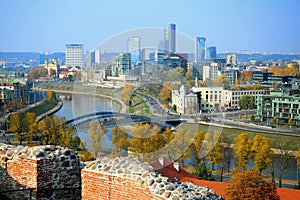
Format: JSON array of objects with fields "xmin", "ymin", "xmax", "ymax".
[
  {"xmin": 238, "ymin": 95, "xmax": 254, "ymax": 109},
  {"xmin": 159, "ymin": 86, "xmax": 171, "ymax": 103},
  {"xmin": 233, "ymin": 133, "xmax": 253, "ymax": 171},
  {"xmin": 121, "ymin": 84, "xmax": 135, "ymax": 105},
  {"xmin": 9, "ymin": 113, "xmax": 23, "ymax": 144},
  {"xmin": 251, "ymin": 135, "xmax": 274, "ymax": 172},
  {"xmin": 213, "ymin": 74, "xmax": 229, "ymax": 89},
  {"xmin": 296, "ymin": 148, "xmax": 300, "ymax": 167},
  {"xmin": 89, "ymin": 121, "xmax": 107, "ymax": 158},
  {"xmin": 224, "ymin": 169, "xmax": 280, "ymax": 200},
  {"xmin": 46, "ymin": 90, "xmax": 56, "ymax": 104},
  {"xmin": 111, "ymin": 126, "xmax": 130, "ymax": 157},
  {"xmin": 207, "ymin": 140, "xmax": 223, "ymax": 170},
  {"xmin": 24, "ymin": 112, "xmax": 38, "ymax": 143},
  {"xmin": 276, "ymin": 142, "xmax": 294, "ymax": 188},
  {"xmin": 219, "ymin": 136, "xmax": 233, "ymax": 181},
  {"xmin": 190, "ymin": 130, "xmax": 206, "ymax": 165}
]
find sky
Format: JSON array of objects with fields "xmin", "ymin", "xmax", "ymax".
[{"xmin": 0, "ymin": 0, "xmax": 300, "ymax": 53}]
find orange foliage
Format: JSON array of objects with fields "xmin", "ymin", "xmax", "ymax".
[{"xmin": 224, "ymin": 169, "xmax": 279, "ymax": 200}]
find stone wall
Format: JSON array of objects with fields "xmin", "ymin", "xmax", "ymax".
[
  {"xmin": 82, "ymin": 157, "xmax": 222, "ymax": 200},
  {"xmin": 0, "ymin": 143, "xmax": 81, "ymax": 200}
]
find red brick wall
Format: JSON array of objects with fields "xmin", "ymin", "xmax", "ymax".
[
  {"xmin": 7, "ymin": 157, "xmax": 38, "ymax": 189},
  {"xmin": 82, "ymin": 170, "xmax": 164, "ymax": 200}
]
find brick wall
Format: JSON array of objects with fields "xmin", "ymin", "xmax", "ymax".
[
  {"xmin": 81, "ymin": 170, "xmax": 164, "ymax": 200},
  {"xmin": 0, "ymin": 144, "xmax": 81, "ymax": 200}
]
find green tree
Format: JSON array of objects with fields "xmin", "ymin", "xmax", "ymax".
[
  {"xmin": 193, "ymin": 160, "xmax": 214, "ymax": 181},
  {"xmin": 233, "ymin": 133, "xmax": 253, "ymax": 171},
  {"xmin": 250, "ymin": 114, "xmax": 255, "ymax": 121},
  {"xmin": 111, "ymin": 126, "xmax": 130, "ymax": 157},
  {"xmin": 238, "ymin": 95, "xmax": 254, "ymax": 109},
  {"xmin": 224, "ymin": 169, "xmax": 279, "ymax": 200},
  {"xmin": 251, "ymin": 135, "xmax": 274, "ymax": 172},
  {"xmin": 88, "ymin": 121, "xmax": 107, "ymax": 157}
]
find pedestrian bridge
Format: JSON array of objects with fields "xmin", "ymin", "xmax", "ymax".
[{"xmin": 66, "ymin": 111, "xmax": 184, "ymax": 127}]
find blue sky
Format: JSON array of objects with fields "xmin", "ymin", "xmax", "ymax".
[{"xmin": 0, "ymin": 0, "xmax": 300, "ymax": 53}]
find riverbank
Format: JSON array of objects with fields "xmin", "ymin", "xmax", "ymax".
[{"xmin": 33, "ymin": 88, "xmax": 127, "ymax": 113}]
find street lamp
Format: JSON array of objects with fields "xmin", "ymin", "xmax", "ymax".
[{"xmin": 267, "ymin": 112, "xmax": 269, "ymax": 125}]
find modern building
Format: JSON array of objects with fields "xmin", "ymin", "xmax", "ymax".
[
  {"xmin": 162, "ymin": 53, "xmax": 188, "ymax": 72},
  {"xmin": 111, "ymin": 53, "xmax": 131, "ymax": 77},
  {"xmin": 257, "ymin": 88, "xmax": 300, "ymax": 125},
  {"xmin": 65, "ymin": 44, "xmax": 84, "ymax": 68},
  {"xmin": 252, "ymin": 71, "xmax": 299, "ymax": 87},
  {"xmin": 172, "ymin": 85, "xmax": 199, "ymax": 114},
  {"xmin": 207, "ymin": 46, "xmax": 217, "ymax": 59},
  {"xmin": 95, "ymin": 49, "xmax": 101, "ymax": 64},
  {"xmin": 225, "ymin": 89, "xmax": 268, "ymax": 110},
  {"xmin": 192, "ymin": 86, "xmax": 224, "ymax": 111},
  {"xmin": 168, "ymin": 22, "xmax": 176, "ymax": 53},
  {"xmin": 194, "ymin": 37, "xmax": 206, "ymax": 62},
  {"xmin": 224, "ymin": 69, "xmax": 239, "ymax": 85},
  {"xmin": 202, "ymin": 59, "xmax": 227, "ymax": 81},
  {"xmin": 127, "ymin": 36, "xmax": 141, "ymax": 64}
]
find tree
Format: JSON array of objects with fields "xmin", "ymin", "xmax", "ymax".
[
  {"xmin": 204, "ymin": 78, "xmax": 213, "ymax": 87},
  {"xmin": 111, "ymin": 126, "xmax": 130, "ymax": 157},
  {"xmin": 233, "ymin": 133, "xmax": 253, "ymax": 171},
  {"xmin": 237, "ymin": 114, "xmax": 241, "ymax": 120},
  {"xmin": 276, "ymin": 142, "xmax": 294, "ymax": 188},
  {"xmin": 213, "ymin": 74, "xmax": 229, "ymax": 89},
  {"xmin": 121, "ymin": 84, "xmax": 135, "ymax": 105},
  {"xmin": 244, "ymin": 114, "xmax": 248, "ymax": 120},
  {"xmin": 251, "ymin": 135, "xmax": 274, "ymax": 172},
  {"xmin": 296, "ymin": 148, "xmax": 300, "ymax": 167},
  {"xmin": 219, "ymin": 136, "xmax": 233, "ymax": 181},
  {"xmin": 9, "ymin": 113, "xmax": 23, "ymax": 144},
  {"xmin": 224, "ymin": 169, "xmax": 279, "ymax": 200},
  {"xmin": 46, "ymin": 90, "xmax": 56, "ymax": 103},
  {"xmin": 193, "ymin": 160, "xmax": 214, "ymax": 181},
  {"xmin": 190, "ymin": 130, "xmax": 206, "ymax": 165},
  {"xmin": 88, "ymin": 121, "xmax": 107, "ymax": 158},
  {"xmin": 238, "ymin": 95, "xmax": 254, "ymax": 109},
  {"xmin": 159, "ymin": 86, "xmax": 171, "ymax": 103},
  {"xmin": 250, "ymin": 115, "xmax": 255, "ymax": 121},
  {"xmin": 207, "ymin": 140, "xmax": 223, "ymax": 170},
  {"xmin": 24, "ymin": 112, "xmax": 38, "ymax": 143}
]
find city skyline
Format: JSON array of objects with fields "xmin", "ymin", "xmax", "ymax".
[{"xmin": 1, "ymin": 0, "xmax": 300, "ymax": 53}]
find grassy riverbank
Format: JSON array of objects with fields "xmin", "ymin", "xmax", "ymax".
[{"xmin": 181, "ymin": 123, "xmax": 300, "ymax": 151}]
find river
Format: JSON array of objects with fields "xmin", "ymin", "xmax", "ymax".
[{"xmin": 53, "ymin": 94, "xmax": 299, "ymax": 182}]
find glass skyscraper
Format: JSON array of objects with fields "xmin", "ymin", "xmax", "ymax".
[
  {"xmin": 65, "ymin": 44, "xmax": 84, "ymax": 68},
  {"xmin": 127, "ymin": 36, "xmax": 140, "ymax": 64},
  {"xmin": 194, "ymin": 37, "xmax": 206, "ymax": 62},
  {"xmin": 208, "ymin": 46, "xmax": 217, "ymax": 59},
  {"xmin": 168, "ymin": 23, "xmax": 176, "ymax": 53}
]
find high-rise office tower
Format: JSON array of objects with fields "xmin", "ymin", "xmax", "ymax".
[
  {"xmin": 168, "ymin": 22, "xmax": 176, "ymax": 53},
  {"xmin": 127, "ymin": 36, "xmax": 141, "ymax": 64},
  {"xmin": 208, "ymin": 46, "xmax": 217, "ymax": 59},
  {"xmin": 95, "ymin": 49, "xmax": 101, "ymax": 64},
  {"xmin": 65, "ymin": 44, "xmax": 84, "ymax": 67},
  {"xmin": 194, "ymin": 37, "xmax": 206, "ymax": 62}
]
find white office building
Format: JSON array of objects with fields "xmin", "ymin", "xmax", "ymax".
[{"xmin": 66, "ymin": 44, "xmax": 84, "ymax": 68}]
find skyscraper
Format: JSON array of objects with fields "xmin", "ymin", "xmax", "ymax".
[
  {"xmin": 208, "ymin": 46, "xmax": 217, "ymax": 59},
  {"xmin": 95, "ymin": 49, "xmax": 101, "ymax": 64},
  {"xmin": 127, "ymin": 36, "xmax": 140, "ymax": 64},
  {"xmin": 65, "ymin": 44, "xmax": 84, "ymax": 68},
  {"xmin": 194, "ymin": 37, "xmax": 206, "ymax": 62},
  {"xmin": 168, "ymin": 22, "xmax": 176, "ymax": 53}
]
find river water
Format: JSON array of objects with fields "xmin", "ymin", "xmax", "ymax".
[{"xmin": 54, "ymin": 94, "xmax": 299, "ymax": 182}]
